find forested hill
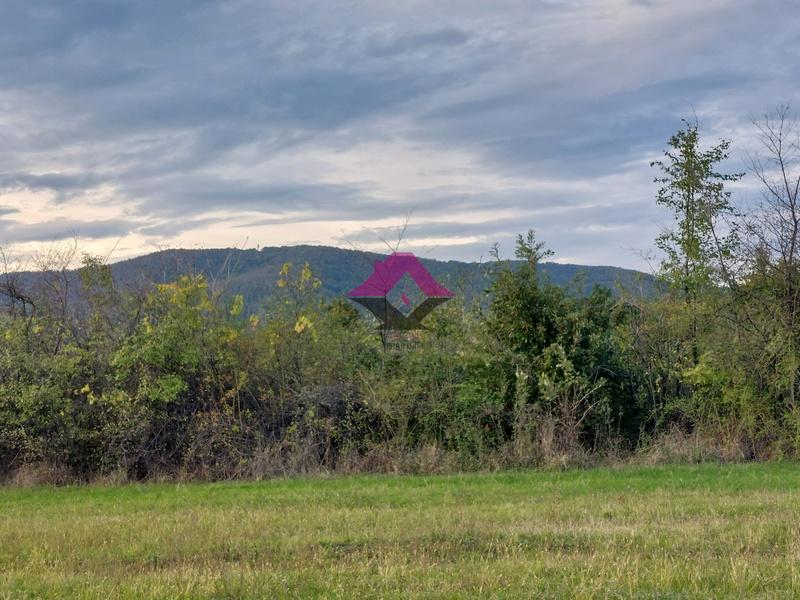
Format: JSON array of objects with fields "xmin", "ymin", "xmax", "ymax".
[{"xmin": 107, "ymin": 245, "xmax": 656, "ymax": 307}]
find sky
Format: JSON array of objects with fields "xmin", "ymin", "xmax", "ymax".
[{"xmin": 1, "ymin": 0, "xmax": 798, "ymax": 270}]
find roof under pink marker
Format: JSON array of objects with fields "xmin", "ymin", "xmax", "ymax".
[{"xmin": 347, "ymin": 252, "xmax": 454, "ymax": 298}]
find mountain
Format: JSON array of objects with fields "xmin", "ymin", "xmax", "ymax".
[{"xmin": 106, "ymin": 245, "xmax": 657, "ymax": 308}]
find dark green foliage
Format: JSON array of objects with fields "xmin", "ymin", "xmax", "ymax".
[
  {"xmin": 0, "ymin": 242, "xmax": 644, "ymax": 479},
  {"xmin": 6, "ymin": 117, "xmax": 800, "ymax": 480},
  {"xmin": 481, "ymin": 232, "xmax": 641, "ymax": 452}
]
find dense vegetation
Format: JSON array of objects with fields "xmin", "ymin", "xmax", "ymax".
[{"xmin": 2, "ymin": 108, "xmax": 800, "ymax": 482}]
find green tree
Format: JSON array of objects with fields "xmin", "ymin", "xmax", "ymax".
[
  {"xmin": 483, "ymin": 231, "xmax": 638, "ymax": 455},
  {"xmin": 651, "ymin": 121, "xmax": 743, "ymax": 364}
]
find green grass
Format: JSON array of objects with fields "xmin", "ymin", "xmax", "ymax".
[{"xmin": 2, "ymin": 463, "xmax": 800, "ymax": 598}]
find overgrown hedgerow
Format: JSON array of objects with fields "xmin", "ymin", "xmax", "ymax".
[{"xmin": 4, "ymin": 112, "xmax": 800, "ymax": 480}]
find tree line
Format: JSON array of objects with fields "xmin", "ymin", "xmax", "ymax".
[{"xmin": 2, "ymin": 106, "xmax": 800, "ymax": 482}]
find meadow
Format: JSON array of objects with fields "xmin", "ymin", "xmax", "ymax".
[{"xmin": 2, "ymin": 463, "xmax": 800, "ymax": 599}]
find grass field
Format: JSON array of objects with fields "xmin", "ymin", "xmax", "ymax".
[{"xmin": 2, "ymin": 463, "xmax": 800, "ymax": 599}]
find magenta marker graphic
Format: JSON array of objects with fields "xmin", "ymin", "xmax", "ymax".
[{"xmin": 348, "ymin": 252, "xmax": 453, "ymax": 331}]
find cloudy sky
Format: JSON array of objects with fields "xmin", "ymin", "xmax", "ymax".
[{"xmin": 0, "ymin": 0, "xmax": 798, "ymax": 269}]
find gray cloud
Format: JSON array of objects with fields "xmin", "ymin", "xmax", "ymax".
[
  {"xmin": 365, "ymin": 27, "xmax": 470, "ymax": 58},
  {"xmin": 124, "ymin": 177, "xmax": 376, "ymax": 217},
  {"xmin": 0, "ymin": 0, "xmax": 797, "ymax": 266},
  {"xmin": 0, "ymin": 218, "xmax": 135, "ymax": 244},
  {"xmin": 0, "ymin": 172, "xmax": 104, "ymax": 202}
]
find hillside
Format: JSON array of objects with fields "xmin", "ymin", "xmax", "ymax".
[{"xmin": 107, "ymin": 245, "xmax": 656, "ymax": 308}]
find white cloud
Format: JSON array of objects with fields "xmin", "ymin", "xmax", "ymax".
[{"xmin": 0, "ymin": 0, "xmax": 796, "ymax": 269}]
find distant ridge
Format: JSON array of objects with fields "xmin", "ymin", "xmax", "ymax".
[{"xmin": 106, "ymin": 245, "xmax": 657, "ymax": 308}]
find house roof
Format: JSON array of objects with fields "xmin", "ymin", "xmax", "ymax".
[{"xmin": 347, "ymin": 252, "xmax": 453, "ymax": 298}]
